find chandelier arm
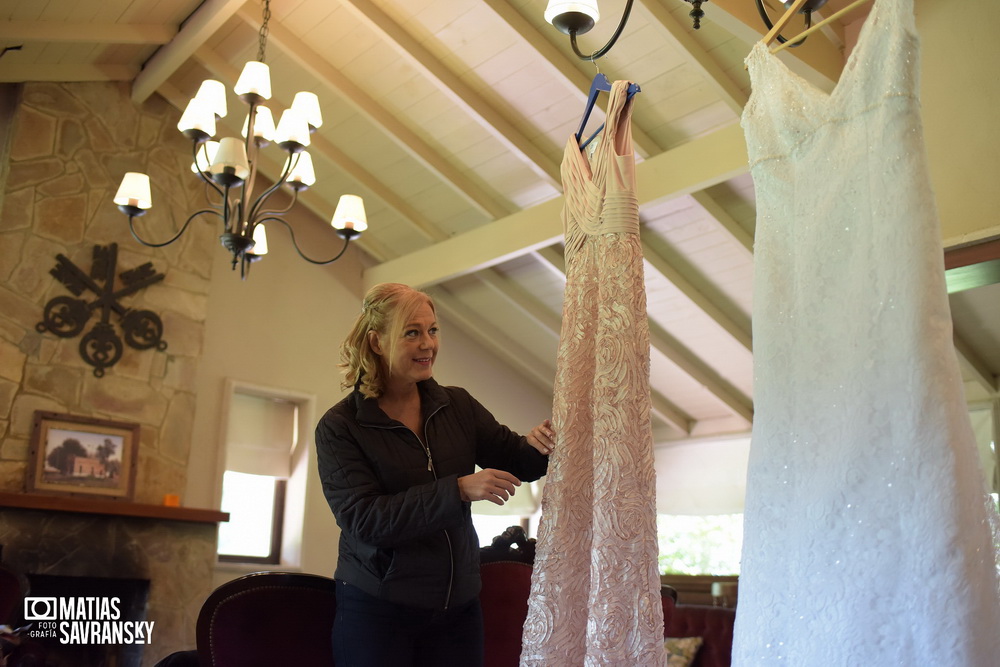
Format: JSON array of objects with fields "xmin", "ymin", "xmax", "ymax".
[
  {"xmin": 254, "ymin": 186, "xmax": 299, "ymax": 219},
  {"xmin": 256, "ymin": 216, "xmax": 352, "ymax": 265},
  {"xmin": 246, "ymin": 150, "xmax": 298, "ymax": 225},
  {"xmin": 219, "ymin": 183, "xmax": 243, "ymax": 236},
  {"xmin": 754, "ymin": 0, "xmax": 813, "ymax": 47},
  {"xmin": 127, "ymin": 209, "xmax": 221, "ymax": 248},
  {"xmin": 191, "ymin": 142, "xmax": 226, "ymax": 198},
  {"xmin": 569, "ymin": 0, "xmax": 634, "ymax": 61}
]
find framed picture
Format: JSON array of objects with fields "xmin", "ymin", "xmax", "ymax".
[{"xmin": 26, "ymin": 411, "xmax": 140, "ymax": 501}]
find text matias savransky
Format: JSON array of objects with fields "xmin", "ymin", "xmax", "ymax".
[{"xmin": 26, "ymin": 596, "xmax": 155, "ymax": 645}]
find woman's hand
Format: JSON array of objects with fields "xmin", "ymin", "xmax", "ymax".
[
  {"xmin": 527, "ymin": 418, "xmax": 555, "ymax": 455},
  {"xmin": 458, "ymin": 468, "xmax": 521, "ymax": 505}
]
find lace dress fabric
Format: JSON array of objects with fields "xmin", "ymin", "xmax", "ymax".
[
  {"xmin": 520, "ymin": 80, "xmax": 665, "ymax": 667},
  {"xmin": 734, "ymin": 0, "xmax": 1000, "ymax": 664}
]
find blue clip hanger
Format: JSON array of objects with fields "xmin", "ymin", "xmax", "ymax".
[{"xmin": 576, "ymin": 73, "xmax": 641, "ymax": 152}]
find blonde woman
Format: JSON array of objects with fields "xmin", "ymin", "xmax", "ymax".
[{"xmin": 316, "ymin": 282, "xmax": 553, "ymax": 666}]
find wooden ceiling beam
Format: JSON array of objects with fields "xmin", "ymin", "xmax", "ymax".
[
  {"xmin": 365, "ymin": 122, "xmax": 748, "ymax": 290},
  {"xmin": 234, "ymin": 7, "xmax": 513, "ymax": 222},
  {"xmin": 650, "ymin": 392, "xmax": 694, "ymax": 437},
  {"xmin": 641, "ymin": 239, "xmax": 752, "ymax": 352},
  {"xmin": 0, "ymin": 21, "xmax": 174, "ymax": 44},
  {"xmin": 131, "ymin": 0, "xmax": 245, "ymax": 103},
  {"xmin": 648, "ymin": 321, "xmax": 754, "ymax": 424},
  {"xmin": 481, "ymin": 0, "xmax": 661, "ymax": 159},
  {"xmin": 432, "ymin": 290, "xmax": 556, "ymax": 396},
  {"xmin": 338, "ymin": 0, "xmax": 561, "ymax": 189},
  {"xmin": 690, "ymin": 190, "xmax": 754, "ymax": 256},
  {"xmin": 955, "ymin": 334, "xmax": 999, "ymax": 395},
  {"xmin": 0, "ymin": 64, "xmax": 136, "ymax": 83},
  {"xmin": 532, "ymin": 246, "xmax": 567, "ymax": 279},
  {"xmin": 475, "ymin": 270, "xmax": 562, "ymax": 339},
  {"xmin": 638, "ymin": 0, "xmax": 749, "ymax": 114}
]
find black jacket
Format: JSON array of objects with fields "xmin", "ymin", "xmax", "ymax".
[{"xmin": 315, "ymin": 378, "xmax": 548, "ymax": 611}]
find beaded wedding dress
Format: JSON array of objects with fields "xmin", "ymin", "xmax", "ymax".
[
  {"xmin": 734, "ymin": 0, "xmax": 1000, "ymax": 664},
  {"xmin": 520, "ymin": 80, "xmax": 665, "ymax": 667}
]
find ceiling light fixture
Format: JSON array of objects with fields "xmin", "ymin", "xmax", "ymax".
[
  {"xmin": 113, "ymin": 0, "xmax": 366, "ymax": 279},
  {"xmin": 544, "ymin": 1, "xmax": 635, "ymax": 61}
]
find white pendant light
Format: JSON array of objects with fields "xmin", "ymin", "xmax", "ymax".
[
  {"xmin": 177, "ymin": 98, "xmax": 216, "ymax": 140},
  {"xmin": 275, "ymin": 108, "xmax": 311, "ymax": 149},
  {"xmin": 191, "ymin": 140, "xmax": 220, "ymax": 174},
  {"xmin": 291, "ymin": 91, "xmax": 323, "ymax": 130},
  {"xmin": 210, "ymin": 137, "xmax": 251, "ymax": 185},
  {"xmin": 331, "ymin": 194, "xmax": 367, "ymax": 233},
  {"xmin": 113, "ymin": 172, "xmax": 152, "ymax": 210},
  {"xmin": 194, "ymin": 79, "xmax": 228, "ymax": 118},
  {"xmin": 241, "ymin": 106, "xmax": 276, "ymax": 144},
  {"xmin": 283, "ymin": 151, "xmax": 316, "ymax": 190},
  {"xmin": 234, "ymin": 61, "xmax": 272, "ymax": 100},
  {"xmin": 251, "ymin": 224, "xmax": 269, "ymax": 255},
  {"xmin": 545, "ymin": 0, "xmax": 600, "ymax": 32}
]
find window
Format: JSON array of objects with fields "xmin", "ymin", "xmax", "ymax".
[
  {"xmin": 218, "ymin": 471, "xmax": 286, "ymax": 562},
  {"xmin": 657, "ymin": 513, "xmax": 743, "ymax": 576},
  {"xmin": 217, "ymin": 389, "xmax": 298, "ymax": 564}
]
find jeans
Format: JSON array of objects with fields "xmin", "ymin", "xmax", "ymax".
[{"xmin": 332, "ymin": 580, "xmax": 485, "ymax": 667}]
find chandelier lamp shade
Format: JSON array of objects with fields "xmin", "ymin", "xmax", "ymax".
[
  {"xmin": 543, "ymin": 0, "xmax": 634, "ymax": 61},
  {"xmin": 113, "ymin": 1, "xmax": 365, "ymax": 279}
]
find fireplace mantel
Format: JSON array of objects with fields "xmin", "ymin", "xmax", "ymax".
[{"xmin": 0, "ymin": 491, "xmax": 228, "ymax": 524}]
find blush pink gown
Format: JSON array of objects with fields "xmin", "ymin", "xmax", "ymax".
[{"xmin": 520, "ymin": 80, "xmax": 665, "ymax": 667}]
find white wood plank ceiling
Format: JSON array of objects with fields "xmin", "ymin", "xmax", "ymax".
[{"xmin": 2, "ymin": 0, "xmax": 997, "ymax": 447}]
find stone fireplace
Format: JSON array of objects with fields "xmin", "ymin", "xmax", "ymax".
[{"xmin": 0, "ymin": 492, "xmax": 226, "ymax": 666}]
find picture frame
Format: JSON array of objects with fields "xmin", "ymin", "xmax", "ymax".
[{"xmin": 26, "ymin": 411, "xmax": 140, "ymax": 501}]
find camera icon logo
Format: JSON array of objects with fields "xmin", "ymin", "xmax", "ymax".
[{"xmin": 24, "ymin": 597, "xmax": 57, "ymax": 621}]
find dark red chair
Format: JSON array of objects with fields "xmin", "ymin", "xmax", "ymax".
[
  {"xmin": 665, "ymin": 604, "xmax": 735, "ymax": 667},
  {"xmin": 0, "ymin": 563, "xmax": 25, "ymax": 625},
  {"xmin": 480, "ymin": 560, "xmax": 533, "ymax": 667},
  {"xmin": 196, "ymin": 571, "xmax": 336, "ymax": 667}
]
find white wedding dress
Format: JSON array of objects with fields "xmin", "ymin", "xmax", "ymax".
[{"xmin": 734, "ymin": 0, "xmax": 1000, "ymax": 664}]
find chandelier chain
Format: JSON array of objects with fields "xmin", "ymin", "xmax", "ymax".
[{"xmin": 257, "ymin": 0, "xmax": 271, "ymax": 62}]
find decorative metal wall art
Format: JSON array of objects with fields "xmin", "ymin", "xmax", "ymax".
[{"xmin": 37, "ymin": 243, "xmax": 168, "ymax": 377}]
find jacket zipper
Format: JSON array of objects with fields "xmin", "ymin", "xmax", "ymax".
[
  {"xmin": 424, "ymin": 404, "xmax": 455, "ymax": 610},
  {"xmin": 368, "ymin": 405, "xmax": 454, "ymax": 610}
]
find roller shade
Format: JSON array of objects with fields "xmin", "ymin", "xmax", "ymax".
[
  {"xmin": 225, "ymin": 392, "xmax": 296, "ymax": 478},
  {"xmin": 654, "ymin": 436, "xmax": 751, "ymax": 515}
]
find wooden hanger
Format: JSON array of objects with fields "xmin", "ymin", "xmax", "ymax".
[
  {"xmin": 771, "ymin": 0, "xmax": 874, "ymax": 54},
  {"xmin": 576, "ymin": 73, "xmax": 641, "ymax": 151},
  {"xmin": 760, "ymin": 0, "xmax": 812, "ymax": 47}
]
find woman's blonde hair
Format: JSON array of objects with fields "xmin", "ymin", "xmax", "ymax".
[{"xmin": 340, "ymin": 283, "xmax": 436, "ymax": 398}]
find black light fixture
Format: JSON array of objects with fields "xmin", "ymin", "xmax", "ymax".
[
  {"xmin": 683, "ymin": 1, "xmax": 708, "ymax": 29},
  {"xmin": 544, "ymin": 1, "xmax": 635, "ymax": 61},
  {"xmin": 113, "ymin": 0, "xmax": 366, "ymax": 279},
  {"xmin": 754, "ymin": 0, "xmax": 829, "ymax": 46}
]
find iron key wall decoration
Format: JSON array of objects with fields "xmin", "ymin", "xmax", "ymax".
[{"xmin": 37, "ymin": 243, "xmax": 168, "ymax": 377}]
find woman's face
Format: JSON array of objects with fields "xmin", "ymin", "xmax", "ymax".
[{"xmin": 372, "ymin": 301, "xmax": 439, "ymax": 387}]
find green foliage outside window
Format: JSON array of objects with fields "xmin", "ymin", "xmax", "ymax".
[{"xmin": 657, "ymin": 514, "xmax": 744, "ymax": 576}]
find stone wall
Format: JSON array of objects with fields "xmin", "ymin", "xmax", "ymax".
[
  {"xmin": 0, "ymin": 504, "xmax": 218, "ymax": 664},
  {"xmin": 0, "ymin": 81, "xmax": 210, "ymax": 505}
]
